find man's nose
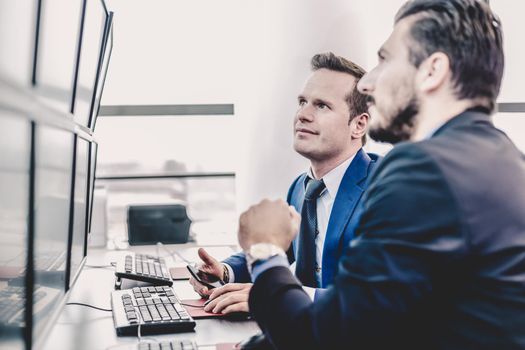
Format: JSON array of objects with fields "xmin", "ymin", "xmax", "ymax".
[
  {"xmin": 357, "ymin": 71, "xmax": 374, "ymax": 95},
  {"xmin": 297, "ymin": 104, "xmax": 314, "ymax": 122}
]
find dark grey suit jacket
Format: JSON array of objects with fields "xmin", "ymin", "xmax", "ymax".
[{"xmin": 249, "ymin": 110, "xmax": 525, "ymax": 349}]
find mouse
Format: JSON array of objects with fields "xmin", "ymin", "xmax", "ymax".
[{"xmin": 236, "ymin": 332, "xmax": 274, "ymax": 350}]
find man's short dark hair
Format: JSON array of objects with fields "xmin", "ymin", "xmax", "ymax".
[
  {"xmin": 311, "ymin": 52, "xmax": 368, "ymax": 145},
  {"xmin": 395, "ymin": 0, "xmax": 504, "ymax": 112}
]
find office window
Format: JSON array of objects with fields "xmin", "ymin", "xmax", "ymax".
[
  {"xmin": 493, "ymin": 112, "xmax": 525, "ymax": 153},
  {"xmin": 94, "ymin": 115, "xmax": 238, "ymax": 246}
]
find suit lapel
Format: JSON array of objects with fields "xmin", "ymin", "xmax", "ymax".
[{"xmin": 321, "ymin": 149, "xmax": 371, "ymax": 286}]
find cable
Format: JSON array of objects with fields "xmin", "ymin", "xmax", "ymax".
[
  {"xmin": 180, "ymin": 303, "xmax": 204, "ymax": 308},
  {"xmin": 156, "ymin": 242, "xmax": 193, "ymax": 264},
  {"xmin": 84, "ymin": 262, "xmax": 116, "ymax": 269},
  {"xmin": 66, "ymin": 302, "xmax": 112, "ymax": 312}
]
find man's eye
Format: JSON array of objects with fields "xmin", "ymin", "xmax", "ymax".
[
  {"xmin": 318, "ymin": 103, "xmax": 328, "ymax": 110},
  {"xmin": 298, "ymin": 99, "xmax": 306, "ymax": 106}
]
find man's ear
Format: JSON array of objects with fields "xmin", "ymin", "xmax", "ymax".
[
  {"xmin": 416, "ymin": 52, "xmax": 450, "ymax": 94},
  {"xmin": 350, "ymin": 113, "xmax": 369, "ymax": 140}
]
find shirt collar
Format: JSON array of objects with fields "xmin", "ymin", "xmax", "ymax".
[{"xmin": 305, "ymin": 154, "xmax": 355, "ymax": 199}]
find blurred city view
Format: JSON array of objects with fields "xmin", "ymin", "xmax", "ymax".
[{"xmin": 94, "ymin": 115, "xmax": 239, "ymax": 247}]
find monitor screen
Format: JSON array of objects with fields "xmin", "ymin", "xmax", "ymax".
[
  {"xmin": 32, "ymin": 125, "xmax": 73, "ymax": 344},
  {"xmin": 89, "ymin": 13, "xmax": 113, "ymax": 131},
  {"xmin": 68, "ymin": 136, "xmax": 89, "ymax": 288},
  {"xmin": 0, "ymin": 1, "xmax": 37, "ymax": 87},
  {"xmin": 34, "ymin": 0, "xmax": 83, "ymax": 114},
  {"xmin": 87, "ymin": 142, "xmax": 98, "ymax": 235},
  {"xmin": 73, "ymin": 0, "xmax": 107, "ymax": 127},
  {"xmin": 0, "ymin": 112, "xmax": 31, "ymax": 350}
]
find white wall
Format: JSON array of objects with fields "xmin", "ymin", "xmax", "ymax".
[{"xmin": 101, "ymin": 0, "xmax": 524, "ymax": 214}]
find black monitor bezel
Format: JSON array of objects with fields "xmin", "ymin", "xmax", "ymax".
[
  {"xmin": 89, "ymin": 11, "xmax": 113, "ymax": 131},
  {"xmin": 70, "ymin": 0, "xmax": 109, "ymax": 129},
  {"xmin": 86, "ymin": 141, "xmax": 98, "ymax": 238},
  {"xmin": 65, "ymin": 134, "xmax": 91, "ymax": 290}
]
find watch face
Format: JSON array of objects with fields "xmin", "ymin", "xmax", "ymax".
[{"xmin": 250, "ymin": 243, "xmax": 283, "ymax": 260}]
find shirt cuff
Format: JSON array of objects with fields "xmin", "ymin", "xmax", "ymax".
[
  {"xmin": 302, "ymin": 286, "xmax": 316, "ymax": 301},
  {"xmin": 250, "ymin": 255, "xmax": 289, "ymax": 282},
  {"xmin": 222, "ymin": 263, "xmax": 235, "ymax": 283}
]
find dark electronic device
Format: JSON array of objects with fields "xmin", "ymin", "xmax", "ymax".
[
  {"xmin": 115, "ymin": 253, "xmax": 173, "ymax": 286},
  {"xmin": 127, "ymin": 205, "xmax": 191, "ymax": 246},
  {"xmin": 111, "ymin": 286, "xmax": 196, "ymax": 336},
  {"xmin": 186, "ymin": 264, "xmax": 225, "ymax": 290}
]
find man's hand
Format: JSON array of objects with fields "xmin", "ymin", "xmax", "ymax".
[
  {"xmin": 188, "ymin": 248, "xmax": 224, "ymax": 298},
  {"xmin": 238, "ymin": 199, "xmax": 301, "ymax": 251},
  {"xmin": 203, "ymin": 283, "xmax": 252, "ymax": 314}
]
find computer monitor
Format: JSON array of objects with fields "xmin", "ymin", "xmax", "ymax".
[
  {"xmin": 0, "ymin": 1, "xmax": 37, "ymax": 87},
  {"xmin": 67, "ymin": 136, "xmax": 90, "ymax": 289},
  {"xmin": 89, "ymin": 12, "xmax": 113, "ymax": 131},
  {"xmin": 33, "ymin": 0, "xmax": 84, "ymax": 114},
  {"xmin": 72, "ymin": 0, "xmax": 108, "ymax": 127},
  {"xmin": 32, "ymin": 125, "xmax": 74, "ymax": 348},
  {"xmin": 0, "ymin": 112, "xmax": 31, "ymax": 350},
  {"xmin": 87, "ymin": 141, "xmax": 98, "ymax": 236}
]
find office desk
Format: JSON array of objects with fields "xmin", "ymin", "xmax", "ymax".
[{"xmin": 42, "ymin": 244, "xmax": 260, "ymax": 350}]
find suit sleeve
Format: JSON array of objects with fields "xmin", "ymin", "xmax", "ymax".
[
  {"xmin": 222, "ymin": 176, "xmax": 304, "ymax": 283},
  {"xmin": 249, "ymin": 143, "xmax": 465, "ymax": 349},
  {"xmin": 222, "ymin": 252, "xmax": 251, "ymax": 283}
]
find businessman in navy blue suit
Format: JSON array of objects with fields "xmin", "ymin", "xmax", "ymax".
[
  {"xmin": 238, "ymin": 1, "xmax": 525, "ymax": 349},
  {"xmin": 189, "ymin": 53, "xmax": 379, "ymax": 313}
]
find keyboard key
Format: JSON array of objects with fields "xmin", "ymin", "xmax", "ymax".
[
  {"xmin": 139, "ymin": 306, "xmax": 152, "ymax": 322},
  {"xmin": 137, "ymin": 299, "xmax": 146, "ymax": 306},
  {"xmin": 160, "ymin": 342, "xmax": 171, "ymax": 350},
  {"xmin": 138, "ymin": 343, "xmax": 150, "ymax": 350},
  {"xmin": 145, "ymin": 299, "xmax": 154, "ymax": 305},
  {"xmin": 148, "ymin": 305, "xmax": 161, "ymax": 321},
  {"xmin": 173, "ymin": 303, "xmax": 185, "ymax": 313},
  {"xmin": 125, "ymin": 306, "xmax": 135, "ymax": 313}
]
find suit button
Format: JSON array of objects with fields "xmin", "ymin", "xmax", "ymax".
[{"xmin": 315, "ymin": 267, "xmax": 321, "ymax": 273}]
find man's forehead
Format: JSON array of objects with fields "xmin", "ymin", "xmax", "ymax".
[{"xmin": 303, "ymin": 69, "xmax": 356, "ymax": 93}]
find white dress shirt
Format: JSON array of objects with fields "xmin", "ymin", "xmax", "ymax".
[
  {"xmin": 225, "ymin": 154, "xmax": 355, "ymax": 301},
  {"xmin": 294, "ymin": 154, "xmax": 355, "ymax": 299}
]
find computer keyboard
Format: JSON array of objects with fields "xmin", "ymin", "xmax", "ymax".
[
  {"xmin": 111, "ymin": 286, "xmax": 196, "ymax": 336},
  {"xmin": 0, "ymin": 285, "xmax": 59, "ymax": 327},
  {"xmin": 115, "ymin": 253, "xmax": 173, "ymax": 286},
  {"xmin": 110, "ymin": 339, "xmax": 198, "ymax": 350},
  {"xmin": 136, "ymin": 339, "xmax": 197, "ymax": 350}
]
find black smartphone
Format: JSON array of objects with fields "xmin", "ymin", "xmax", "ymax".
[{"xmin": 186, "ymin": 264, "xmax": 225, "ymax": 289}]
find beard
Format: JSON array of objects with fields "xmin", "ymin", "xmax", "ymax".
[{"xmin": 369, "ymin": 95, "xmax": 419, "ymax": 144}]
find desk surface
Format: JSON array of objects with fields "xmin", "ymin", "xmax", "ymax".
[{"xmin": 42, "ymin": 244, "xmax": 260, "ymax": 350}]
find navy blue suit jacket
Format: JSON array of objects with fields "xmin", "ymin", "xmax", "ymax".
[
  {"xmin": 249, "ymin": 110, "xmax": 525, "ymax": 349},
  {"xmin": 223, "ymin": 148, "xmax": 379, "ymax": 289}
]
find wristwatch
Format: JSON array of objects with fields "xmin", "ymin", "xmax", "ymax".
[{"xmin": 246, "ymin": 243, "xmax": 286, "ymax": 272}]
